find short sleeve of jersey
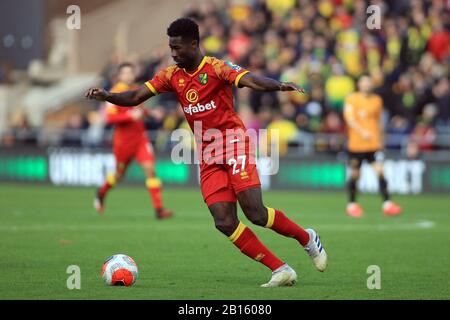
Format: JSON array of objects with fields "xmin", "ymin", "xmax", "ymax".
[
  {"xmin": 214, "ymin": 59, "xmax": 249, "ymax": 87},
  {"xmin": 145, "ymin": 67, "xmax": 174, "ymax": 95}
]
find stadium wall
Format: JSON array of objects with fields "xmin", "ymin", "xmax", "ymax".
[{"xmin": 1, "ymin": 147, "xmax": 449, "ymax": 194}]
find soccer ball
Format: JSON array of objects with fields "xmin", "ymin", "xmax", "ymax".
[{"xmin": 101, "ymin": 254, "xmax": 138, "ymax": 286}]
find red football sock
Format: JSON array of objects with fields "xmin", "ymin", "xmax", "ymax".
[
  {"xmin": 230, "ymin": 222, "xmax": 284, "ymax": 271},
  {"xmin": 99, "ymin": 182, "xmax": 113, "ymax": 198},
  {"xmin": 98, "ymin": 180, "xmax": 115, "ymax": 198},
  {"xmin": 99, "ymin": 173, "xmax": 117, "ymax": 198},
  {"xmin": 266, "ymin": 208, "xmax": 310, "ymax": 246},
  {"xmin": 146, "ymin": 178, "xmax": 163, "ymax": 210}
]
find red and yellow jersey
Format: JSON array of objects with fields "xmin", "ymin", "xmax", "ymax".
[
  {"xmin": 105, "ymin": 82, "xmax": 147, "ymax": 146},
  {"xmin": 344, "ymin": 92, "xmax": 383, "ymax": 152},
  {"xmin": 145, "ymin": 56, "xmax": 249, "ymax": 156}
]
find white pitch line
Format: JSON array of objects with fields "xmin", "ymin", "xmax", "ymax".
[
  {"xmin": 317, "ymin": 220, "xmax": 436, "ymax": 231},
  {"xmin": 0, "ymin": 220, "xmax": 437, "ymax": 233}
]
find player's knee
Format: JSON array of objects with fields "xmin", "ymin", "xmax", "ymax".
[
  {"xmin": 351, "ymin": 170, "xmax": 360, "ymax": 180},
  {"xmin": 115, "ymin": 172, "xmax": 124, "ymax": 182},
  {"xmin": 214, "ymin": 218, "xmax": 236, "ymax": 236},
  {"xmin": 141, "ymin": 165, "xmax": 155, "ymax": 177},
  {"xmin": 144, "ymin": 171, "xmax": 155, "ymax": 179},
  {"xmin": 145, "ymin": 166, "xmax": 155, "ymax": 177}
]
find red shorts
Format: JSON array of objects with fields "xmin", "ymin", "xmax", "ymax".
[
  {"xmin": 113, "ymin": 138, "xmax": 154, "ymax": 173},
  {"xmin": 200, "ymin": 154, "xmax": 261, "ymax": 207}
]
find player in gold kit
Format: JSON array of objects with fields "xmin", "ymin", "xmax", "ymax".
[{"xmin": 343, "ymin": 76, "xmax": 402, "ymax": 218}]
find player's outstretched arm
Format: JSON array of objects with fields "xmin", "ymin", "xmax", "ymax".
[
  {"xmin": 238, "ymin": 73, "xmax": 305, "ymax": 94},
  {"xmin": 85, "ymin": 85, "xmax": 153, "ymax": 106}
]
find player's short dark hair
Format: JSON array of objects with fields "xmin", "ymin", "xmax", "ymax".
[
  {"xmin": 167, "ymin": 18, "xmax": 200, "ymax": 45},
  {"xmin": 118, "ymin": 62, "xmax": 134, "ymax": 71}
]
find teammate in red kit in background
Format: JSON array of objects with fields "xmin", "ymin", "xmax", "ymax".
[
  {"xmin": 94, "ymin": 63, "xmax": 173, "ymax": 219},
  {"xmin": 87, "ymin": 18, "xmax": 327, "ymax": 287}
]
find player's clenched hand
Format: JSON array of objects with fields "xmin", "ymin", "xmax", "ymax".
[
  {"xmin": 280, "ymin": 82, "xmax": 306, "ymax": 94},
  {"xmin": 85, "ymin": 88, "xmax": 109, "ymax": 101}
]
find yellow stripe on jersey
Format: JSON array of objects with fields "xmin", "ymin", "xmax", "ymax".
[
  {"xmin": 145, "ymin": 81, "xmax": 158, "ymax": 95},
  {"xmin": 195, "ymin": 56, "xmax": 207, "ymax": 75},
  {"xmin": 183, "ymin": 56, "xmax": 208, "ymax": 77},
  {"xmin": 265, "ymin": 207, "xmax": 275, "ymax": 228},
  {"xmin": 234, "ymin": 70, "xmax": 249, "ymax": 87},
  {"xmin": 228, "ymin": 222, "xmax": 247, "ymax": 243}
]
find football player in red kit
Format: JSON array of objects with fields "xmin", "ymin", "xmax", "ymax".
[
  {"xmin": 95, "ymin": 63, "xmax": 173, "ymax": 219},
  {"xmin": 87, "ymin": 18, "xmax": 327, "ymax": 287}
]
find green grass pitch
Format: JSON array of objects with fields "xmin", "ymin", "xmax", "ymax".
[{"xmin": 0, "ymin": 183, "xmax": 449, "ymax": 299}]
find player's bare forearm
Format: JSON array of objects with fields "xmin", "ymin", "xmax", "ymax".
[
  {"xmin": 85, "ymin": 85, "xmax": 153, "ymax": 106},
  {"xmin": 238, "ymin": 73, "xmax": 305, "ymax": 93},
  {"xmin": 105, "ymin": 90, "xmax": 144, "ymax": 106}
]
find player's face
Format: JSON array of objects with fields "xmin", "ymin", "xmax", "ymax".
[
  {"xmin": 118, "ymin": 66, "xmax": 135, "ymax": 85},
  {"xmin": 169, "ymin": 36, "xmax": 197, "ymax": 68},
  {"xmin": 358, "ymin": 76, "xmax": 373, "ymax": 94}
]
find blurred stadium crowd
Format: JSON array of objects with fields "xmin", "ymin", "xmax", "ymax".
[{"xmin": 3, "ymin": 0, "xmax": 450, "ymax": 157}]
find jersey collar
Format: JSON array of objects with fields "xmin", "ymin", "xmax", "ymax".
[{"xmin": 183, "ymin": 56, "xmax": 207, "ymax": 77}]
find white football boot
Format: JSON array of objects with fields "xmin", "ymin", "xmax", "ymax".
[
  {"xmin": 304, "ymin": 228, "xmax": 327, "ymax": 272},
  {"xmin": 261, "ymin": 263, "xmax": 297, "ymax": 288}
]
